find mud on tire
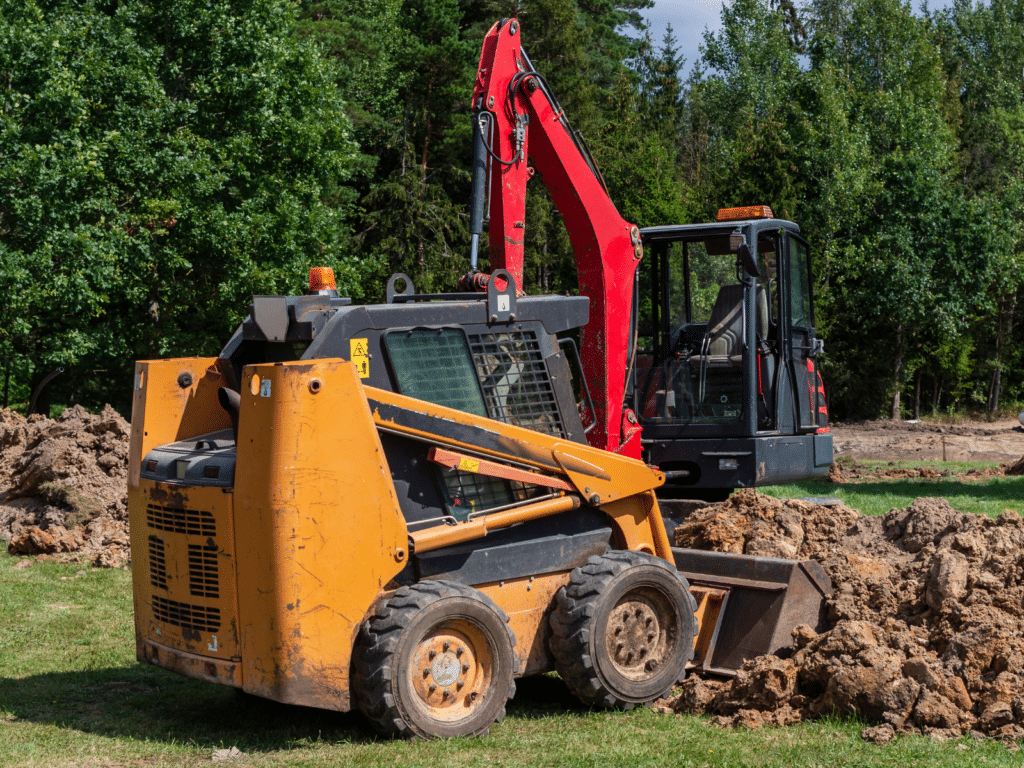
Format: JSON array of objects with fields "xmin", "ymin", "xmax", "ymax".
[
  {"xmin": 354, "ymin": 579, "xmax": 518, "ymax": 739},
  {"xmin": 549, "ymin": 551, "xmax": 697, "ymax": 709}
]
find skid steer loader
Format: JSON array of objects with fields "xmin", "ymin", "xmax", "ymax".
[{"xmin": 128, "ymin": 268, "xmax": 831, "ymax": 739}]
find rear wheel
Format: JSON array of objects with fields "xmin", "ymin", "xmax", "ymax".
[
  {"xmin": 549, "ymin": 551, "xmax": 697, "ymax": 709},
  {"xmin": 354, "ymin": 580, "xmax": 518, "ymax": 739}
]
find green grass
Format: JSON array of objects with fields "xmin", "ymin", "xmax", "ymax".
[
  {"xmin": 4, "ymin": 472, "xmax": 1024, "ymax": 765},
  {"xmin": 760, "ymin": 462, "xmax": 1024, "ymax": 518}
]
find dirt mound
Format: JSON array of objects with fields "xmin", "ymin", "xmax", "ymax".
[
  {"xmin": 0, "ymin": 406, "xmax": 130, "ymax": 567},
  {"xmin": 659, "ymin": 489, "xmax": 1024, "ymax": 742},
  {"xmin": 826, "ymin": 458, "xmax": 1016, "ymax": 483},
  {"xmin": 1005, "ymin": 456, "xmax": 1024, "ymax": 476}
]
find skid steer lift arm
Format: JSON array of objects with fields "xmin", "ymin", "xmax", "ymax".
[{"xmin": 465, "ymin": 18, "xmax": 643, "ymax": 459}]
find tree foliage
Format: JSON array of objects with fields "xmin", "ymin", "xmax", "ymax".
[
  {"xmin": 4, "ymin": 0, "xmax": 1024, "ymax": 420},
  {"xmin": 0, "ymin": 0, "xmax": 369, "ymax": 413}
]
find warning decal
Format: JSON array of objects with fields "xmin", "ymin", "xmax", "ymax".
[
  {"xmin": 457, "ymin": 457, "xmax": 481, "ymax": 473},
  {"xmin": 350, "ymin": 338, "xmax": 370, "ymax": 379}
]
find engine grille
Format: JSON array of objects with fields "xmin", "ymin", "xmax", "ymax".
[
  {"xmin": 148, "ymin": 536, "xmax": 167, "ymax": 591},
  {"xmin": 146, "ymin": 504, "xmax": 216, "ymax": 536},
  {"xmin": 151, "ymin": 595, "xmax": 221, "ymax": 633},
  {"xmin": 468, "ymin": 331, "xmax": 564, "ymax": 436},
  {"xmin": 187, "ymin": 543, "xmax": 220, "ymax": 598}
]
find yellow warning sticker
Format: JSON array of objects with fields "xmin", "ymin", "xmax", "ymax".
[
  {"xmin": 458, "ymin": 457, "xmax": 481, "ymax": 473},
  {"xmin": 350, "ymin": 338, "xmax": 370, "ymax": 379}
]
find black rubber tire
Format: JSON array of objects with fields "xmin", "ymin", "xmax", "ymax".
[
  {"xmin": 354, "ymin": 579, "xmax": 518, "ymax": 739},
  {"xmin": 549, "ymin": 551, "xmax": 697, "ymax": 710}
]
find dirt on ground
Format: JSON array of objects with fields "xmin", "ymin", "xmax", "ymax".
[
  {"xmin": 657, "ymin": 488, "xmax": 1024, "ymax": 743},
  {"xmin": 832, "ymin": 417, "xmax": 1024, "ymax": 464},
  {"xmin": 0, "ymin": 406, "xmax": 130, "ymax": 567}
]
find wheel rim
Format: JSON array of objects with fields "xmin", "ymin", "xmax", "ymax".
[
  {"xmin": 604, "ymin": 587, "xmax": 679, "ymax": 682},
  {"xmin": 409, "ymin": 620, "xmax": 493, "ymax": 724}
]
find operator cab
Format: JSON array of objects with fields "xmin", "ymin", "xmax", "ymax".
[{"xmin": 633, "ymin": 206, "xmax": 831, "ymax": 496}]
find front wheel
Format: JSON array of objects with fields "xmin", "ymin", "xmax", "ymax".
[
  {"xmin": 354, "ymin": 580, "xmax": 518, "ymax": 739},
  {"xmin": 549, "ymin": 551, "xmax": 697, "ymax": 709}
]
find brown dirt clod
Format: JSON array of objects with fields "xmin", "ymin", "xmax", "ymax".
[
  {"xmin": 658, "ymin": 488, "xmax": 1024, "ymax": 743},
  {"xmin": 1, "ymin": 406, "xmax": 130, "ymax": 567}
]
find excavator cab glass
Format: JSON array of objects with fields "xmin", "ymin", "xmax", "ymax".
[
  {"xmin": 635, "ymin": 235, "xmax": 751, "ymax": 427},
  {"xmin": 634, "ymin": 217, "xmax": 830, "ymax": 491}
]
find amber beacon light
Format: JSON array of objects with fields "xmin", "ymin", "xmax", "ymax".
[
  {"xmin": 716, "ymin": 205, "xmax": 774, "ymax": 222},
  {"xmin": 309, "ymin": 267, "xmax": 337, "ymax": 292}
]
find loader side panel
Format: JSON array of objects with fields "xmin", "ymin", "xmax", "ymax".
[
  {"xmin": 129, "ymin": 359, "xmax": 237, "ymax": 681},
  {"xmin": 234, "ymin": 359, "xmax": 408, "ymax": 712}
]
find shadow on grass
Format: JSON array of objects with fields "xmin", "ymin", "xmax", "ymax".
[{"xmin": 0, "ymin": 663, "xmax": 590, "ymax": 750}]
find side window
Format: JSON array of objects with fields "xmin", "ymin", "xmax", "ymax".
[
  {"xmin": 383, "ymin": 328, "xmax": 487, "ymax": 416},
  {"xmin": 758, "ymin": 234, "xmax": 780, "ymax": 330},
  {"xmin": 788, "ymin": 237, "xmax": 813, "ymax": 328}
]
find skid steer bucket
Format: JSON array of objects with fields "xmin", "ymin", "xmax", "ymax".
[{"xmin": 673, "ymin": 548, "xmax": 832, "ymax": 677}]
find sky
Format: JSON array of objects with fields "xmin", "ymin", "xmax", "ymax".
[
  {"xmin": 639, "ymin": 0, "xmax": 948, "ymax": 77},
  {"xmin": 639, "ymin": 0, "xmax": 728, "ymax": 75}
]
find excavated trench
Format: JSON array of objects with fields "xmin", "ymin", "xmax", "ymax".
[{"xmin": 3, "ymin": 407, "xmax": 1024, "ymax": 740}]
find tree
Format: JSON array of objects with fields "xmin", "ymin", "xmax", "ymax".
[
  {"xmin": 799, "ymin": 0, "xmax": 967, "ymax": 417},
  {"xmin": 0, "ymin": 0, "xmax": 368, "ymax": 413},
  {"xmin": 693, "ymin": 0, "xmax": 806, "ymax": 219},
  {"xmin": 934, "ymin": 0, "xmax": 1024, "ymax": 413}
]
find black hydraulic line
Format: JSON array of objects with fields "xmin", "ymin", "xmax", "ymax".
[
  {"xmin": 517, "ymin": 49, "xmax": 610, "ymax": 195},
  {"xmin": 27, "ymin": 367, "xmax": 64, "ymax": 416},
  {"xmin": 469, "ymin": 113, "xmax": 490, "ymax": 271}
]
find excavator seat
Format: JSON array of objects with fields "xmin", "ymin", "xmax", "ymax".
[{"xmin": 639, "ymin": 286, "xmax": 775, "ymax": 424}]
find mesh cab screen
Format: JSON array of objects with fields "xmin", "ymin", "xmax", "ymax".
[{"xmin": 468, "ymin": 332, "xmax": 564, "ymax": 436}]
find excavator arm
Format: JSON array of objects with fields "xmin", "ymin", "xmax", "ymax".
[{"xmin": 466, "ymin": 18, "xmax": 643, "ymax": 458}]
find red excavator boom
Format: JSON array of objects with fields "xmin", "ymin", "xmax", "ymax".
[{"xmin": 466, "ymin": 18, "xmax": 642, "ymax": 458}]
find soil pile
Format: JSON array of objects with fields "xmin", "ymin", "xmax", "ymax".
[
  {"xmin": 0, "ymin": 406, "xmax": 130, "ymax": 567},
  {"xmin": 660, "ymin": 489, "xmax": 1024, "ymax": 742},
  {"xmin": 826, "ymin": 459, "xmax": 1018, "ymax": 483}
]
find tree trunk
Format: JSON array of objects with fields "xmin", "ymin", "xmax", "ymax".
[
  {"xmin": 988, "ymin": 290, "xmax": 1017, "ymax": 413},
  {"xmin": 891, "ymin": 324, "xmax": 904, "ymax": 420},
  {"xmin": 914, "ymin": 371, "xmax": 921, "ymax": 420}
]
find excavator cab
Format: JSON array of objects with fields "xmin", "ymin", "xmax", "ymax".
[{"xmin": 633, "ymin": 208, "xmax": 832, "ymax": 497}]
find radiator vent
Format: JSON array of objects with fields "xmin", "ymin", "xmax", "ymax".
[
  {"xmin": 188, "ymin": 543, "xmax": 220, "ymax": 598},
  {"xmin": 151, "ymin": 595, "xmax": 221, "ymax": 633},
  {"xmin": 146, "ymin": 504, "xmax": 216, "ymax": 537},
  {"xmin": 148, "ymin": 536, "xmax": 168, "ymax": 590}
]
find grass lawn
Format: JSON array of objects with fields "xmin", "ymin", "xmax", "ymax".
[
  {"xmin": 3, "ymin": 471, "xmax": 1024, "ymax": 766},
  {"xmin": 761, "ymin": 460, "xmax": 1024, "ymax": 519}
]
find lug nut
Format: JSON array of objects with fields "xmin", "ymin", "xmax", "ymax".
[
  {"xmin": 443, "ymin": 642, "xmax": 450, "ymax": 652},
  {"xmin": 456, "ymin": 646, "xmax": 464, "ymax": 657},
  {"xmin": 429, "ymin": 650, "xmax": 436, "ymax": 660},
  {"xmin": 429, "ymin": 684, "xmax": 437, "ymax": 693},
  {"xmin": 457, "ymin": 680, "xmax": 464, "ymax": 690},
  {"xmin": 470, "ymin": 692, "xmax": 478, "ymax": 701},
  {"xmin": 442, "ymin": 689, "xmax": 450, "ymax": 699},
  {"xmin": 462, "ymin": 663, "xmax": 470, "ymax": 673}
]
